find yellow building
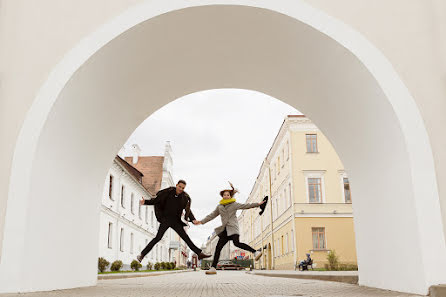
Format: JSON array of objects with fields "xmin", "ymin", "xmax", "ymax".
[{"xmin": 239, "ymin": 115, "xmax": 357, "ymax": 270}]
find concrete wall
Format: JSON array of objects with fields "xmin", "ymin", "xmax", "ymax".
[{"xmin": 1, "ymin": 1, "xmax": 445, "ymax": 294}]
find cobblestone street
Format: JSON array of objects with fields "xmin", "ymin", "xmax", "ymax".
[{"xmin": 1, "ymin": 271, "xmax": 424, "ymax": 297}]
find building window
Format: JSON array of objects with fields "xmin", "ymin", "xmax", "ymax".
[
  {"xmin": 275, "ymin": 198, "xmax": 279, "ymax": 219},
  {"xmin": 306, "ymin": 134, "xmax": 318, "ymax": 153},
  {"xmin": 277, "ymin": 157, "xmax": 280, "ymax": 174},
  {"xmin": 281, "ymin": 235, "xmax": 284, "ymax": 255},
  {"xmin": 291, "ymin": 231, "xmax": 294, "ymax": 252},
  {"xmin": 120, "ymin": 185, "xmax": 125, "ymax": 208},
  {"xmin": 286, "ymin": 141, "xmax": 290, "ymax": 160},
  {"xmin": 107, "ymin": 222, "xmax": 113, "ymax": 249},
  {"xmin": 130, "ymin": 233, "xmax": 134, "ymax": 254},
  {"xmin": 138, "ymin": 200, "xmax": 142, "ymax": 218},
  {"xmin": 288, "ymin": 183, "xmax": 292, "ymax": 206},
  {"xmin": 151, "ymin": 211, "xmax": 154, "ymax": 227},
  {"xmin": 120, "ymin": 228, "xmax": 124, "ymax": 252},
  {"xmin": 109, "ymin": 175, "xmax": 114, "ymax": 200},
  {"xmin": 312, "ymin": 227, "xmax": 326, "ymax": 250},
  {"xmin": 284, "ymin": 188, "xmax": 288, "ymax": 209},
  {"xmin": 130, "ymin": 193, "xmax": 135, "ymax": 214},
  {"xmin": 308, "ymin": 178, "xmax": 322, "ymax": 203},
  {"xmin": 145, "ymin": 207, "xmax": 149, "ymax": 224},
  {"xmin": 285, "ymin": 233, "xmax": 289, "ymax": 254},
  {"xmin": 278, "ymin": 194, "xmax": 282, "ymax": 214},
  {"xmin": 343, "ymin": 177, "xmax": 352, "ymax": 203},
  {"xmin": 281, "ymin": 149, "xmax": 285, "ymax": 167}
]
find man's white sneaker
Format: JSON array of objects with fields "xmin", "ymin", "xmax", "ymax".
[
  {"xmin": 254, "ymin": 250, "xmax": 263, "ymax": 261},
  {"xmin": 205, "ymin": 267, "xmax": 217, "ymax": 275}
]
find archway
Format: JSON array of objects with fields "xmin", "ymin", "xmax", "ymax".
[{"xmin": 1, "ymin": 1, "xmax": 445, "ymax": 295}]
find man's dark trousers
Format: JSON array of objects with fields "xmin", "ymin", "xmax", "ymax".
[{"xmin": 141, "ymin": 219, "xmax": 201, "ymax": 258}]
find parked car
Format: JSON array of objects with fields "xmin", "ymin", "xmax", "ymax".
[{"xmin": 216, "ymin": 260, "xmax": 244, "ymax": 270}]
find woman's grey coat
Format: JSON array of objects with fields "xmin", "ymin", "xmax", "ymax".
[{"xmin": 201, "ymin": 202, "xmax": 260, "ymax": 236}]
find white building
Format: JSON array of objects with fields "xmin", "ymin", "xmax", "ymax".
[
  {"xmin": 98, "ymin": 142, "xmax": 187, "ymax": 270},
  {"xmin": 98, "ymin": 155, "xmax": 170, "ymax": 270},
  {"xmin": 124, "ymin": 142, "xmax": 189, "ymax": 267}
]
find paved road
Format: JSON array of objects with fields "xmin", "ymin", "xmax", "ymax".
[{"xmin": 1, "ymin": 271, "xmax": 424, "ymax": 297}]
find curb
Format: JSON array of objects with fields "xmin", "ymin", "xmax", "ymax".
[
  {"xmin": 246, "ymin": 271, "xmax": 358, "ymax": 285},
  {"xmin": 98, "ymin": 269, "xmax": 191, "ymax": 280},
  {"xmin": 430, "ymin": 285, "xmax": 446, "ymax": 297}
]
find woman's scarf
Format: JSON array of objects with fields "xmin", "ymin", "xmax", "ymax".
[{"xmin": 219, "ymin": 198, "xmax": 236, "ymax": 205}]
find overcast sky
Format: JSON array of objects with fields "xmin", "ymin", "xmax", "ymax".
[{"xmin": 122, "ymin": 89, "xmax": 300, "ymax": 248}]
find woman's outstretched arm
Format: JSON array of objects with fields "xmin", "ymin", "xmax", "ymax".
[
  {"xmin": 234, "ymin": 201, "xmax": 263, "ymax": 209},
  {"xmin": 199, "ymin": 206, "xmax": 220, "ymax": 224}
]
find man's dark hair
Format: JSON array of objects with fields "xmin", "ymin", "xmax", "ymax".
[{"xmin": 178, "ymin": 179, "xmax": 187, "ymax": 185}]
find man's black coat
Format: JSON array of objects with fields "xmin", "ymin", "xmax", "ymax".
[{"xmin": 144, "ymin": 187, "xmax": 196, "ymax": 226}]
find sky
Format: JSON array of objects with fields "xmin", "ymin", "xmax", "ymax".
[{"xmin": 122, "ymin": 89, "xmax": 300, "ymax": 248}]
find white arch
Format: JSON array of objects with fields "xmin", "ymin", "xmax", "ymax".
[{"xmin": 1, "ymin": 0, "xmax": 445, "ymax": 294}]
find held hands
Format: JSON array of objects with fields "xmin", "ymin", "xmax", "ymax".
[
  {"xmin": 140, "ymin": 198, "xmax": 145, "ymax": 205},
  {"xmin": 193, "ymin": 220, "xmax": 202, "ymax": 225},
  {"xmin": 259, "ymin": 200, "xmax": 266, "ymax": 205}
]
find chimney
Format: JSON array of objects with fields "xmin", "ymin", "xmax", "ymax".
[{"xmin": 131, "ymin": 144, "xmax": 141, "ymax": 164}]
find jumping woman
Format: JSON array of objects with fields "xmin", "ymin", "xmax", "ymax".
[{"xmin": 195, "ymin": 182, "xmax": 265, "ymax": 275}]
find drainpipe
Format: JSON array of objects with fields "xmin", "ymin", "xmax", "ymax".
[
  {"xmin": 287, "ymin": 131, "xmax": 298, "ymax": 270},
  {"xmin": 268, "ymin": 167, "xmax": 275, "ymax": 270}
]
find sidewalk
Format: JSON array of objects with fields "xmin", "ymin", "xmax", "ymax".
[
  {"xmin": 247, "ymin": 269, "xmax": 359, "ymax": 284},
  {"xmin": 98, "ymin": 269, "xmax": 191, "ymax": 280}
]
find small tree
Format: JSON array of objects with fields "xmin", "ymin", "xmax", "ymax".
[
  {"xmin": 160, "ymin": 262, "xmax": 166, "ymax": 270},
  {"xmin": 154, "ymin": 262, "xmax": 160, "ymax": 270},
  {"xmin": 131, "ymin": 260, "xmax": 142, "ymax": 271},
  {"xmin": 327, "ymin": 250, "xmax": 339, "ymax": 271},
  {"xmin": 98, "ymin": 257, "xmax": 110, "ymax": 273},
  {"xmin": 169, "ymin": 262, "xmax": 175, "ymax": 270},
  {"xmin": 147, "ymin": 262, "xmax": 153, "ymax": 270},
  {"xmin": 110, "ymin": 260, "xmax": 123, "ymax": 272}
]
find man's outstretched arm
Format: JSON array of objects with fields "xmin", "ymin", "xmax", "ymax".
[{"xmin": 140, "ymin": 187, "xmax": 172, "ymax": 205}]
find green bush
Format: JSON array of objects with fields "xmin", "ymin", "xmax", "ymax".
[
  {"xmin": 338, "ymin": 263, "xmax": 358, "ymax": 271},
  {"xmin": 147, "ymin": 262, "xmax": 153, "ymax": 270},
  {"xmin": 110, "ymin": 260, "xmax": 123, "ymax": 272},
  {"xmin": 169, "ymin": 262, "xmax": 176, "ymax": 270},
  {"xmin": 154, "ymin": 262, "xmax": 160, "ymax": 270},
  {"xmin": 326, "ymin": 250, "xmax": 340, "ymax": 271},
  {"xmin": 161, "ymin": 262, "xmax": 168, "ymax": 269},
  {"xmin": 98, "ymin": 257, "xmax": 110, "ymax": 273},
  {"xmin": 131, "ymin": 260, "xmax": 142, "ymax": 271}
]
